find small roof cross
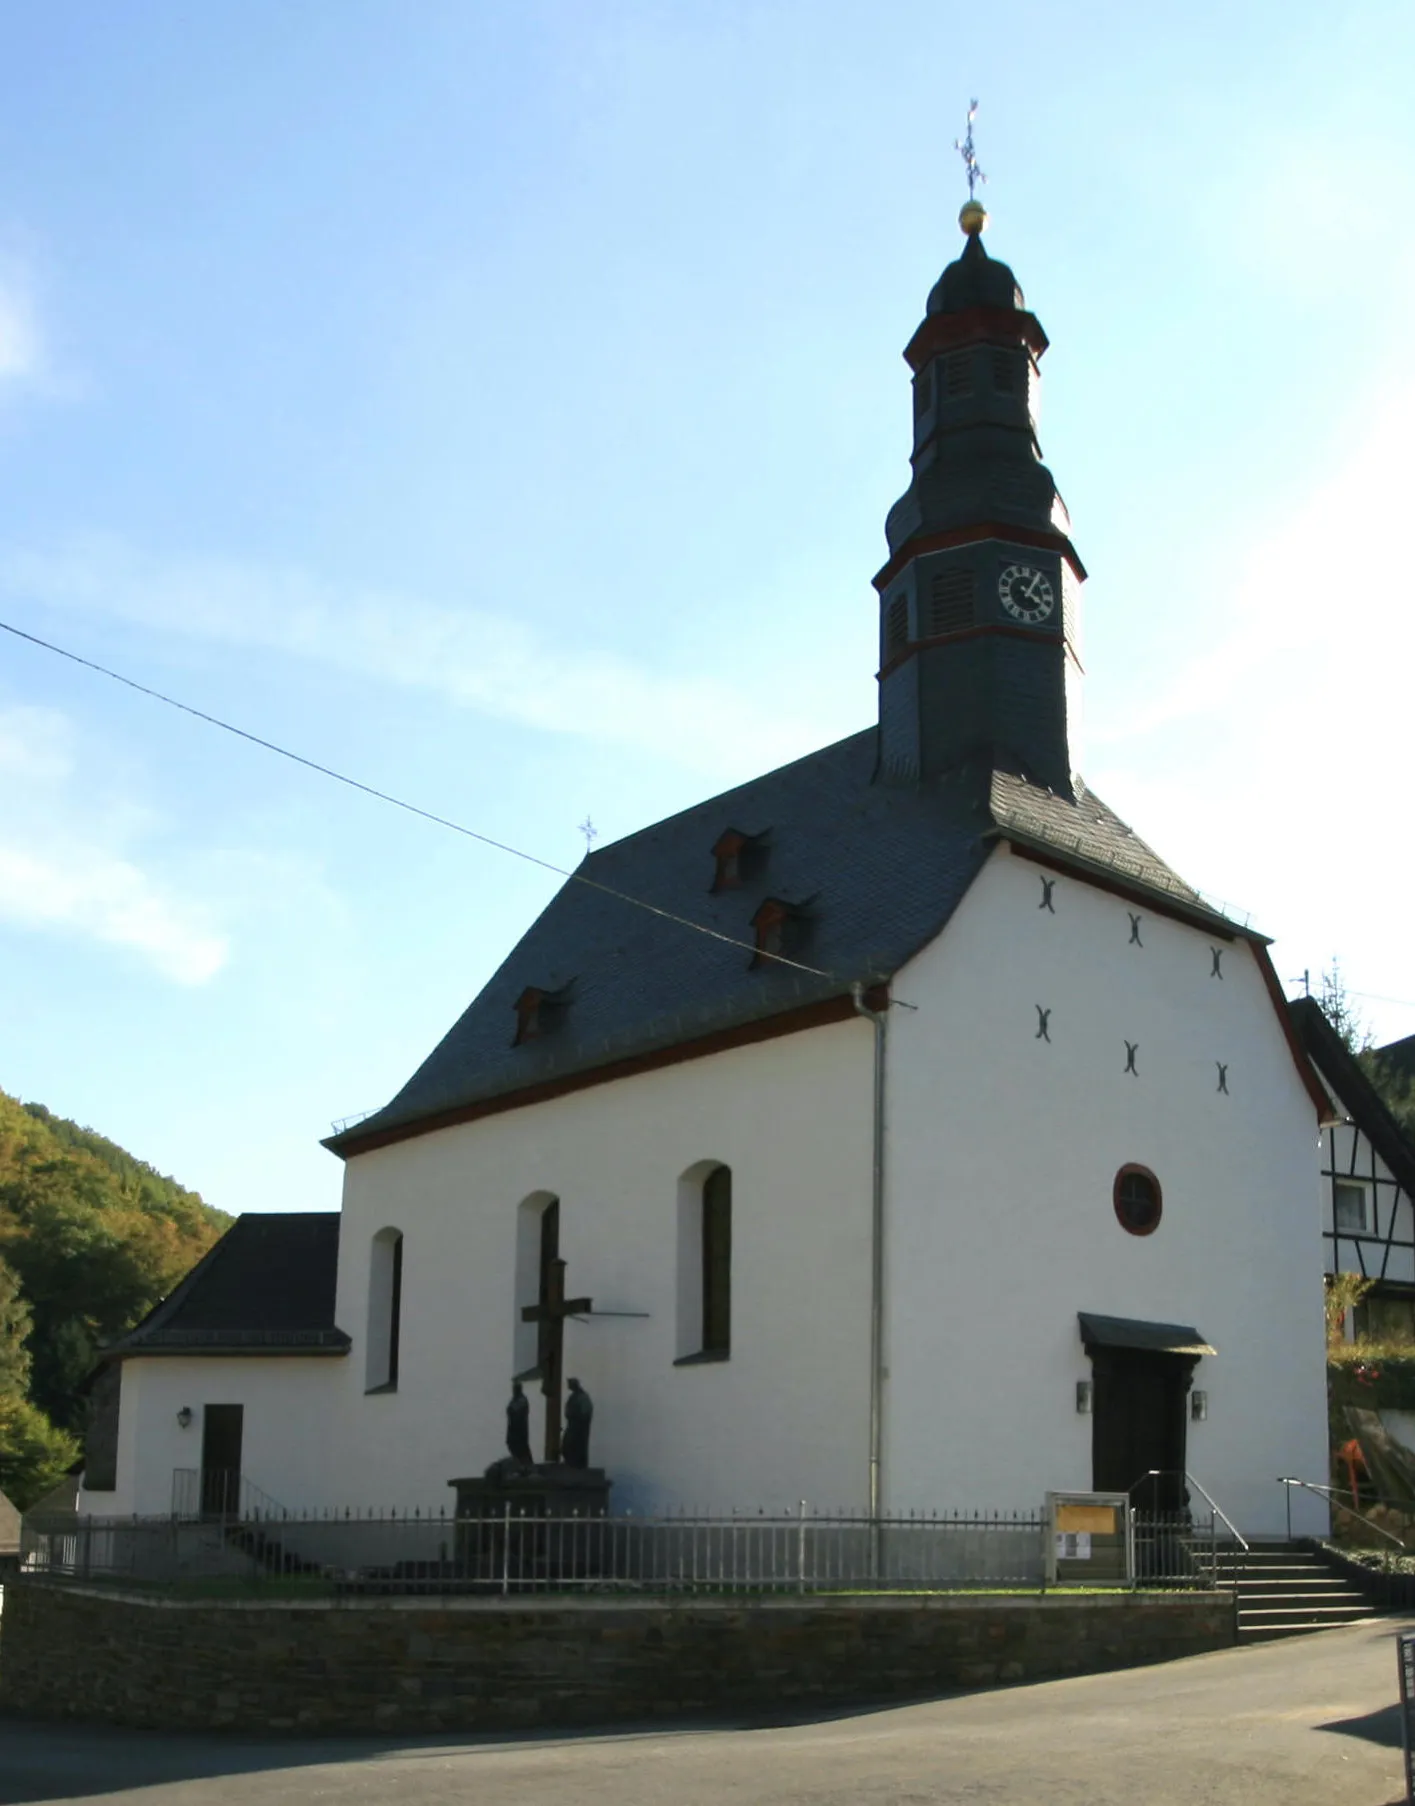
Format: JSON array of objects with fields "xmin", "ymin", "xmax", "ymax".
[{"xmin": 954, "ymin": 98, "xmax": 987, "ymax": 200}]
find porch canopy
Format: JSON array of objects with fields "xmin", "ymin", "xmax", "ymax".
[{"xmin": 1078, "ymin": 1312, "xmax": 1216, "ymax": 1357}]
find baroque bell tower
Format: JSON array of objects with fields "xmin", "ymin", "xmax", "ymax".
[{"xmin": 875, "ymin": 143, "xmax": 1085, "ymax": 797}]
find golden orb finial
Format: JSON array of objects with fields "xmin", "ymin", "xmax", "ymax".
[{"xmin": 959, "ymin": 198, "xmax": 988, "ymax": 236}]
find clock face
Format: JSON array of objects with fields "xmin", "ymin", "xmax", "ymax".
[{"xmin": 998, "ymin": 562, "xmax": 1055, "ymax": 625}]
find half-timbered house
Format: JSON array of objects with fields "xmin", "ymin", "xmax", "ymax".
[{"xmin": 1292, "ymin": 999, "xmax": 1415, "ymax": 1333}]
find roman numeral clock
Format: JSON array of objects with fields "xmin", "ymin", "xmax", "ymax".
[{"xmin": 997, "ymin": 562, "xmax": 1055, "ymax": 626}]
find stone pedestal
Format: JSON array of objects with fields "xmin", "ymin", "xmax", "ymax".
[{"xmin": 448, "ymin": 1466, "xmax": 612, "ymax": 1585}]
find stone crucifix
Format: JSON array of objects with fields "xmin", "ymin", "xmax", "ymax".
[{"xmin": 520, "ymin": 1257, "xmax": 592, "ymax": 1463}]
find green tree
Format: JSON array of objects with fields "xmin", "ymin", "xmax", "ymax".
[
  {"xmin": 0, "ymin": 1088, "xmax": 229, "ymax": 1436},
  {"xmin": 0, "ymin": 1253, "xmax": 32, "ymax": 1397},
  {"xmin": 1361, "ymin": 1051, "xmax": 1415, "ymax": 1142},
  {"xmin": 1319, "ymin": 958, "xmax": 1370, "ymax": 1055},
  {"xmin": 0, "ymin": 1393, "xmax": 80, "ymax": 1511}
]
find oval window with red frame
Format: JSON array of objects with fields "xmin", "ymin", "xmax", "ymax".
[{"xmin": 1113, "ymin": 1165, "xmax": 1162, "ymax": 1237}]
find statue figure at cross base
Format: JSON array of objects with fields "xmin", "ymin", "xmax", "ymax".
[
  {"xmin": 562, "ymin": 1377, "xmax": 593, "ymax": 1468},
  {"xmin": 505, "ymin": 1379, "xmax": 533, "ymax": 1466}
]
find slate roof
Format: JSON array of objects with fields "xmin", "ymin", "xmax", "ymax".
[
  {"xmin": 329, "ymin": 731, "xmax": 1229, "ymax": 1156},
  {"xmin": 108, "ymin": 1213, "xmax": 349, "ymax": 1357},
  {"xmin": 1290, "ymin": 999, "xmax": 1415, "ymax": 1200}
]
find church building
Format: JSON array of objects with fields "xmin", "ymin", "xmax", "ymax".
[{"xmin": 85, "ymin": 201, "xmax": 1333, "ymax": 1540}]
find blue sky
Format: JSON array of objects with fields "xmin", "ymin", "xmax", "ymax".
[{"xmin": 2, "ymin": 2, "xmax": 1413, "ymax": 1215}]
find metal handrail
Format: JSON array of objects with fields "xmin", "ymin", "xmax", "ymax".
[
  {"xmin": 1277, "ymin": 1474, "xmax": 1406, "ymax": 1551},
  {"xmin": 1130, "ymin": 1470, "xmax": 1249, "ymax": 1552},
  {"xmin": 171, "ymin": 1468, "xmax": 291, "ymax": 1521}
]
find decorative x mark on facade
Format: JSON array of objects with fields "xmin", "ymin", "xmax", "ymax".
[
  {"xmin": 1128, "ymin": 912, "xmax": 1143, "ymax": 947},
  {"xmin": 1124, "ymin": 1040, "xmax": 1139, "ymax": 1075},
  {"xmin": 1035, "ymin": 1005, "xmax": 1052, "ymax": 1042},
  {"xmin": 1210, "ymin": 947, "xmax": 1223, "ymax": 978},
  {"xmin": 1216, "ymin": 1062, "xmax": 1229, "ymax": 1094},
  {"xmin": 1038, "ymin": 876, "xmax": 1056, "ymax": 913}
]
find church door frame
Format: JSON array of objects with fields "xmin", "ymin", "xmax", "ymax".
[
  {"xmin": 1088, "ymin": 1347, "xmax": 1196, "ymax": 1514},
  {"xmin": 199, "ymin": 1403, "xmax": 244, "ymax": 1518}
]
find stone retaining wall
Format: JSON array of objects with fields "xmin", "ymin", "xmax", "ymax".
[{"xmin": 0, "ymin": 1583, "xmax": 1236, "ymax": 1734}]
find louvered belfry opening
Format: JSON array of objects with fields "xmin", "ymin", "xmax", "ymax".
[
  {"xmin": 885, "ymin": 595, "xmax": 909, "ymax": 655},
  {"xmin": 928, "ymin": 568, "xmax": 975, "ymax": 637}
]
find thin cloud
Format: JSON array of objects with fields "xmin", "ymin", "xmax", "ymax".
[
  {"xmin": 1083, "ymin": 379, "xmax": 1415, "ymax": 1044},
  {"xmin": 0, "ymin": 705, "xmax": 228, "ymax": 984},
  {"xmin": 0, "ymin": 275, "xmax": 43, "ymax": 388},
  {"xmin": 0, "ymin": 540, "xmax": 829, "ymax": 778},
  {"xmin": 1092, "ymin": 377, "xmax": 1415, "ymax": 747}
]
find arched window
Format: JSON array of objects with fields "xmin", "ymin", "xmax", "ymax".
[
  {"xmin": 365, "ymin": 1227, "xmax": 404, "ymax": 1392},
  {"xmin": 513, "ymin": 1192, "xmax": 560, "ymax": 1377},
  {"xmin": 675, "ymin": 1162, "xmax": 731, "ymax": 1363},
  {"xmin": 702, "ymin": 1166, "xmax": 732, "ymax": 1355}
]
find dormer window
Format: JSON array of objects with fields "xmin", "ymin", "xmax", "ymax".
[
  {"xmin": 711, "ymin": 828, "xmax": 769, "ymax": 894},
  {"xmin": 750, "ymin": 896, "xmax": 812, "ymax": 969},
  {"xmin": 512, "ymin": 982, "xmax": 574, "ymax": 1046},
  {"xmin": 514, "ymin": 987, "xmax": 546, "ymax": 1044}
]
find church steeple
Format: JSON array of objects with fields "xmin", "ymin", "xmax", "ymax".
[{"xmin": 875, "ymin": 198, "xmax": 1085, "ymax": 797}]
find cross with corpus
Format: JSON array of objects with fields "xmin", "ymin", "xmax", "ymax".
[{"xmin": 520, "ymin": 1257, "xmax": 592, "ymax": 1462}]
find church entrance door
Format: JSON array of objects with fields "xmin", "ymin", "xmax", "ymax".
[
  {"xmin": 1090, "ymin": 1349, "xmax": 1190, "ymax": 1512},
  {"xmin": 200, "ymin": 1403, "xmax": 244, "ymax": 1517}
]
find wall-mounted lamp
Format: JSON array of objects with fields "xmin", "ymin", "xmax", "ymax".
[
  {"xmin": 1075, "ymin": 1380, "xmax": 1093, "ymax": 1415},
  {"xmin": 176, "ymin": 1406, "xmax": 193, "ymax": 1429},
  {"xmin": 1191, "ymin": 1390, "xmax": 1208, "ymax": 1422}
]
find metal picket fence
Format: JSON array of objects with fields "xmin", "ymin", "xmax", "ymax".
[{"xmin": 20, "ymin": 1501, "xmax": 1223, "ymax": 1598}]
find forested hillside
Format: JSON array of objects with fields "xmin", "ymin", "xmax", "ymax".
[{"xmin": 0, "ymin": 1090, "xmax": 230, "ymax": 1507}]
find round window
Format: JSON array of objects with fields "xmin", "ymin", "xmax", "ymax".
[{"xmin": 1113, "ymin": 1165, "xmax": 1162, "ymax": 1237}]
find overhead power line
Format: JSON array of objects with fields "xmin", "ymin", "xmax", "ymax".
[
  {"xmin": 0, "ymin": 616, "xmax": 842, "ymax": 982},
  {"xmin": 1350, "ymin": 988, "xmax": 1415, "ymax": 1015}
]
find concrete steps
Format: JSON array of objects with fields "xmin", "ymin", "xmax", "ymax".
[{"xmin": 1216, "ymin": 1542, "xmax": 1377, "ymax": 1642}]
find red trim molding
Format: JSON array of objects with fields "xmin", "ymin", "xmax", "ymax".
[
  {"xmin": 1251, "ymin": 943, "xmax": 1336, "ymax": 1125},
  {"xmin": 873, "ymin": 522, "xmax": 1086, "ymax": 592},
  {"xmin": 904, "ymin": 305, "xmax": 1048, "ymax": 371},
  {"xmin": 331, "ymin": 993, "xmax": 870, "ymax": 1159}
]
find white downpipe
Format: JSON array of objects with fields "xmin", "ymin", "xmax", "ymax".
[{"xmin": 851, "ymin": 982, "xmax": 889, "ymax": 1539}]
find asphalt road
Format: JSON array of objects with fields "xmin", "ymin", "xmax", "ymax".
[{"xmin": 0, "ymin": 1618, "xmax": 1410, "ymax": 1806}]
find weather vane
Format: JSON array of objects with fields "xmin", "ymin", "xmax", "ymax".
[
  {"xmin": 954, "ymin": 99, "xmax": 986, "ymax": 201},
  {"xmin": 578, "ymin": 816, "xmax": 599, "ymax": 854}
]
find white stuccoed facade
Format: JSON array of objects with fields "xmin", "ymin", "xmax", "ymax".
[
  {"xmin": 103, "ymin": 1356, "xmax": 342, "ymax": 1518},
  {"xmin": 91, "ymin": 842, "xmax": 1330, "ymax": 1539},
  {"xmin": 881, "ymin": 846, "xmax": 1328, "ymax": 1537},
  {"xmin": 95, "ymin": 1018, "xmax": 875, "ymax": 1518}
]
